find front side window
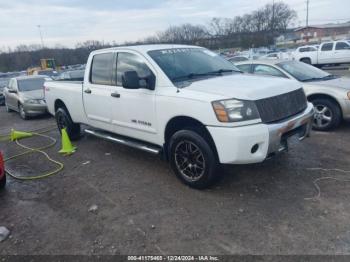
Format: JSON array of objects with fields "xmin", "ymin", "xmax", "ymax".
[
  {"xmin": 116, "ymin": 52, "xmax": 153, "ymax": 86},
  {"xmin": 91, "ymin": 53, "xmax": 114, "ymax": 85},
  {"xmin": 148, "ymin": 48, "xmax": 240, "ymax": 84},
  {"xmin": 321, "ymin": 43, "xmax": 333, "ymax": 51},
  {"xmin": 17, "ymin": 78, "xmax": 45, "ymax": 92},
  {"xmin": 253, "ymin": 64, "xmax": 286, "ymax": 78},
  {"xmin": 335, "ymin": 42, "xmax": 350, "ymax": 50}
]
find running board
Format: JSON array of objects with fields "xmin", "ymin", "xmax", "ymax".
[{"xmin": 84, "ymin": 129, "xmax": 161, "ymax": 154}]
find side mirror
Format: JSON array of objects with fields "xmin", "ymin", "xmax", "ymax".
[
  {"xmin": 122, "ymin": 71, "xmax": 156, "ymax": 90},
  {"xmin": 122, "ymin": 71, "xmax": 140, "ymax": 89}
]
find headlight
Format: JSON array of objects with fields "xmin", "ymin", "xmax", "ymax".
[{"xmin": 212, "ymin": 98, "xmax": 260, "ymax": 122}]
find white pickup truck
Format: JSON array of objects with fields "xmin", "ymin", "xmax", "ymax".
[
  {"xmin": 293, "ymin": 41, "xmax": 350, "ymax": 66},
  {"xmin": 45, "ymin": 44, "xmax": 314, "ymax": 188}
]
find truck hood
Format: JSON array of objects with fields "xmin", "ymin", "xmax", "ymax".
[
  {"xmin": 185, "ymin": 74, "xmax": 301, "ymax": 100},
  {"xmin": 306, "ymin": 77, "xmax": 350, "ymax": 91},
  {"xmin": 19, "ymin": 89, "xmax": 44, "ymax": 100}
]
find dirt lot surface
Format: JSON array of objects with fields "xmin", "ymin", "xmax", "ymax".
[{"xmin": 0, "ymin": 71, "xmax": 350, "ymax": 256}]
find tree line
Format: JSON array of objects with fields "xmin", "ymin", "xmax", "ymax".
[{"xmin": 0, "ymin": 2, "xmax": 296, "ymax": 72}]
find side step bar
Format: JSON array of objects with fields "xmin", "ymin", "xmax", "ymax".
[{"xmin": 84, "ymin": 129, "xmax": 161, "ymax": 155}]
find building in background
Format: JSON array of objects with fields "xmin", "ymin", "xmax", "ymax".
[{"xmin": 276, "ymin": 22, "xmax": 350, "ymax": 47}]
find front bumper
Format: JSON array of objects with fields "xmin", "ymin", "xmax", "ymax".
[
  {"xmin": 341, "ymin": 99, "xmax": 350, "ymax": 120},
  {"xmin": 23, "ymin": 103, "xmax": 47, "ymax": 116},
  {"xmin": 207, "ymin": 102, "xmax": 314, "ymax": 164}
]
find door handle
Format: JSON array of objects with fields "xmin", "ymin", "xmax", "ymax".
[
  {"xmin": 111, "ymin": 92, "xmax": 120, "ymax": 98},
  {"xmin": 84, "ymin": 89, "xmax": 92, "ymax": 94}
]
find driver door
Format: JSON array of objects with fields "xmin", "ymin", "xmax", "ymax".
[
  {"xmin": 5, "ymin": 79, "xmax": 18, "ymax": 110},
  {"xmin": 111, "ymin": 51, "xmax": 158, "ymax": 143}
]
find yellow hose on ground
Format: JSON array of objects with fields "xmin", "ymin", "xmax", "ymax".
[{"xmin": 0, "ymin": 126, "xmax": 64, "ymax": 180}]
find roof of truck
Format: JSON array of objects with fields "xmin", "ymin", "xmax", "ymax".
[{"xmin": 93, "ymin": 44, "xmax": 202, "ymax": 54}]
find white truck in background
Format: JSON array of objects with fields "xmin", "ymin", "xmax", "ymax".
[
  {"xmin": 293, "ymin": 40, "xmax": 350, "ymax": 66},
  {"xmin": 44, "ymin": 44, "xmax": 314, "ymax": 189}
]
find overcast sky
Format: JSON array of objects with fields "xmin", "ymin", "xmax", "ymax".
[{"xmin": 0, "ymin": 0, "xmax": 349, "ymax": 49}]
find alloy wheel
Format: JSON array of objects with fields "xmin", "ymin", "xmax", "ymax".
[
  {"xmin": 313, "ymin": 104, "xmax": 332, "ymax": 129},
  {"xmin": 174, "ymin": 140, "xmax": 206, "ymax": 182}
]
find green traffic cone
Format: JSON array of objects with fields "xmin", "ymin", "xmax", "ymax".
[
  {"xmin": 10, "ymin": 129, "xmax": 33, "ymax": 141},
  {"xmin": 59, "ymin": 128, "xmax": 76, "ymax": 155}
]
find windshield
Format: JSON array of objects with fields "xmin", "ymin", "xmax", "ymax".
[
  {"xmin": 277, "ymin": 61, "xmax": 330, "ymax": 82},
  {"xmin": 17, "ymin": 78, "xmax": 45, "ymax": 92},
  {"xmin": 148, "ymin": 48, "xmax": 241, "ymax": 83}
]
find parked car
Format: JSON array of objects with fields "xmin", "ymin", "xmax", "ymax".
[
  {"xmin": 293, "ymin": 41, "xmax": 350, "ymax": 66},
  {"xmin": 235, "ymin": 59, "xmax": 350, "ymax": 131},
  {"xmin": 292, "ymin": 45, "xmax": 319, "ymax": 65},
  {"xmin": 3, "ymin": 76, "xmax": 48, "ymax": 120},
  {"xmin": 227, "ymin": 56, "xmax": 250, "ymax": 63},
  {"xmin": 44, "ymin": 44, "xmax": 314, "ymax": 189},
  {"xmin": 0, "ymin": 86, "xmax": 5, "ymax": 106},
  {"xmin": 0, "ymin": 151, "xmax": 5, "ymax": 189}
]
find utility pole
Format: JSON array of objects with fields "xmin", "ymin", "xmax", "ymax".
[
  {"xmin": 37, "ymin": 25, "xmax": 44, "ymax": 48},
  {"xmin": 272, "ymin": 0, "xmax": 275, "ymax": 32},
  {"xmin": 306, "ymin": 0, "xmax": 309, "ymax": 27}
]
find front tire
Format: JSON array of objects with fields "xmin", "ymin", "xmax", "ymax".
[
  {"xmin": 311, "ymin": 98, "xmax": 341, "ymax": 131},
  {"xmin": 55, "ymin": 107, "xmax": 81, "ymax": 140},
  {"xmin": 5, "ymin": 101, "xmax": 12, "ymax": 113},
  {"xmin": 169, "ymin": 128, "xmax": 221, "ymax": 189},
  {"xmin": 19, "ymin": 104, "xmax": 28, "ymax": 120}
]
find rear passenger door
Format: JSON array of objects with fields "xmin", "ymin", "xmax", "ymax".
[
  {"xmin": 318, "ymin": 43, "xmax": 334, "ymax": 64},
  {"xmin": 83, "ymin": 52, "xmax": 117, "ymax": 132},
  {"xmin": 111, "ymin": 51, "xmax": 158, "ymax": 143}
]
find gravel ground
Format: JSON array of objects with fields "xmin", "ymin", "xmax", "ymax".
[{"xmin": 0, "ymin": 71, "xmax": 350, "ymax": 256}]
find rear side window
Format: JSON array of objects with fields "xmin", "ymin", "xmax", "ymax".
[
  {"xmin": 236, "ymin": 64, "xmax": 251, "ymax": 73},
  {"xmin": 321, "ymin": 43, "xmax": 333, "ymax": 51},
  {"xmin": 116, "ymin": 52, "xmax": 153, "ymax": 86},
  {"xmin": 335, "ymin": 42, "xmax": 350, "ymax": 50},
  {"xmin": 91, "ymin": 53, "xmax": 114, "ymax": 85}
]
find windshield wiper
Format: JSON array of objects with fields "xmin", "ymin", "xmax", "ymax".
[
  {"xmin": 172, "ymin": 69, "xmax": 242, "ymax": 82},
  {"xmin": 321, "ymin": 74, "xmax": 337, "ymax": 80},
  {"xmin": 302, "ymin": 74, "xmax": 337, "ymax": 82}
]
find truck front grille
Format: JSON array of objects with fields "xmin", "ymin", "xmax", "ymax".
[{"xmin": 255, "ymin": 88, "xmax": 307, "ymax": 123}]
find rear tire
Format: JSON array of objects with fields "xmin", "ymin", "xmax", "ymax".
[
  {"xmin": 0, "ymin": 175, "xmax": 6, "ymax": 189},
  {"xmin": 300, "ymin": 58, "xmax": 311, "ymax": 65},
  {"xmin": 311, "ymin": 98, "xmax": 341, "ymax": 131},
  {"xmin": 168, "ymin": 128, "xmax": 221, "ymax": 189},
  {"xmin": 55, "ymin": 107, "xmax": 81, "ymax": 140}
]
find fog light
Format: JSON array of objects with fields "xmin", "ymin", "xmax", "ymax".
[{"xmin": 251, "ymin": 144, "xmax": 259, "ymax": 154}]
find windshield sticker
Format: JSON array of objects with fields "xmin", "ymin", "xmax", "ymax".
[{"xmin": 160, "ymin": 48, "xmax": 192, "ymax": 54}]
